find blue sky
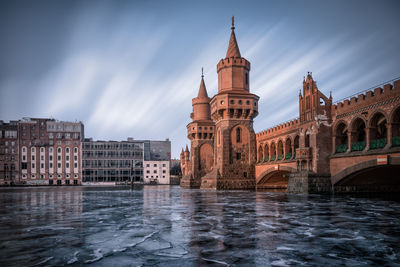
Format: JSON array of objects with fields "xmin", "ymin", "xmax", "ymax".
[{"xmin": 1, "ymin": 0, "xmax": 399, "ymax": 158}]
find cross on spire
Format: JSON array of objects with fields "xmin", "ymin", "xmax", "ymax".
[{"xmin": 231, "ymin": 16, "xmax": 235, "ymax": 30}]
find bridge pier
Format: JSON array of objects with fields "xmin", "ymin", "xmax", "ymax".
[{"xmin": 287, "ymin": 171, "xmax": 332, "ymax": 194}]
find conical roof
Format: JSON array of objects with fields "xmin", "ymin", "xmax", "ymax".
[
  {"xmin": 226, "ymin": 17, "xmax": 241, "ymax": 58},
  {"xmin": 197, "ymin": 71, "xmax": 209, "ymax": 99}
]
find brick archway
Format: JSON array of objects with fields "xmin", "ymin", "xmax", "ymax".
[
  {"xmin": 256, "ymin": 166, "xmax": 296, "ymax": 189},
  {"xmin": 332, "ymin": 156, "xmax": 400, "ymax": 192}
]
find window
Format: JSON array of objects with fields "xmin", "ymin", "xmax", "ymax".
[
  {"xmin": 154, "ymin": 170, "xmax": 157, "ymax": 173},
  {"xmin": 236, "ymin": 153, "xmax": 241, "ymax": 160},
  {"xmin": 41, "ymin": 155, "xmax": 44, "ymax": 160},
  {"xmin": 22, "ymin": 155, "xmax": 26, "ymax": 161},
  {"xmin": 74, "ymin": 163, "xmax": 77, "ymax": 168},
  {"xmin": 245, "ymin": 73, "xmax": 248, "ymax": 85},
  {"xmin": 66, "ymin": 156, "xmax": 69, "ymax": 161},
  {"xmin": 21, "ymin": 162, "xmax": 27, "ymax": 169},
  {"xmin": 57, "ymin": 147, "xmax": 61, "ymax": 153},
  {"xmin": 31, "ymin": 163, "xmax": 35, "ymax": 169},
  {"xmin": 65, "ymin": 133, "xmax": 70, "ymax": 139},
  {"xmin": 49, "ymin": 155, "xmax": 53, "ymax": 161},
  {"xmin": 74, "ymin": 147, "xmax": 78, "ymax": 153},
  {"xmin": 163, "ymin": 164, "xmax": 166, "ymax": 167},
  {"xmin": 154, "ymin": 164, "xmax": 157, "ymax": 167},
  {"xmin": 11, "ymin": 141, "xmax": 15, "ymax": 146},
  {"xmin": 49, "ymin": 163, "xmax": 53, "ymax": 168},
  {"xmin": 236, "ymin": 127, "xmax": 241, "ymax": 143},
  {"xmin": 74, "ymin": 155, "xmax": 77, "ymax": 161},
  {"xmin": 146, "ymin": 164, "xmax": 150, "ymax": 167},
  {"xmin": 41, "ymin": 163, "xmax": 44, "ymax": 169},
  {"xmin": 48, "ymin": 133, "xmax": 53, "ymax": 139},
  {"xmin": 32, "ymin": 155, "xmax": 35, "ymax": 161},
  {"xmin": 66, "ymin": 163, "xmax": 69, "ymax": 168},
  {"xmin": 56, "ymin": 133, "xmax": 62, "ymax": 139},
  {"xmin": 57, "ymin": 163, "xmax": 61, "ymax": 168},
  {"xmin": 146, "ymin": 170, "xmax": 150, "ymax": 174},
  {"xmin": 22, "ymin": 147, "xmax": 26, "ymax": 153},
  {"xmin": 66, "ymin": 148, "xmax": 70, "ymax": 153},
  {"xmin": 163, "ymin": 170, "xmax": 166, "ymax": 174},
  {"xmin": 57, "ymin": 156, "xmax": 61, "ymax": 161}
]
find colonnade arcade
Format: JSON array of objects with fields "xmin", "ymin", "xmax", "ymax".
[
  {"xmin": 334, "ymin": 105, "xmax": 400, "ymax": 154},
  {"xmin": 257, "ymin": 135, "xmax": 300, "ymax": 163}
]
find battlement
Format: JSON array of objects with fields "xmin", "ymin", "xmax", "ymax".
[
  {"xmin": 217, "ymin": 57, "xmax": 250, "ymax": 71},
  {"xmin": 332, "ymin": 79, "xmax": 400, "ymax": 114},
  {"xmin": 256, "ymin": 117, "xmax": 300, "ymax": 139}
]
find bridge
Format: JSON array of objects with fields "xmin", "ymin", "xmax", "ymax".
[{"xmin": 255, "ymin": 75, "xmax": 400, "ymax": 193}]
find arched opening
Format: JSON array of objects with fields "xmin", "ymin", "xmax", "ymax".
[
  {"xmin": 270, "ymin": 142, "xmax": 276, "ymax": 161},
  {"xmin": 305, "ymin": 131, "xmax": 310, "ymax": 147},
  {"xmin": 334, "ymin": 164, "xmax": 400, "ymax": 193},
  {"xmin": 351, "ymin": 118, "xmax": 366, "ymax": 151},
  {"xmin": 264, "ymin": 144, "xmax": 269, "ymax": 162},
  {"xmin": 236, "ymin": 127, "xmax": 241, "ymax": 143},
  {"xmin": 392, "ymin": 106, "xmax": 400, "ymax": 147},
  {"xmin": 257, "ymin": 170, "xmax": 291, "ymax": 191},
  {"xmin": 277, "ymin": 140, "xmax": 284, "ymax": 160},
  {"xmin": 335, "ymin": 122, "xmax": 348, "ymax": 153},
  {"xmin": 294, "ymin": 135, "xmax": 299, "ymax": 158},
  {"xmin": 199, "ymin": 143, "xmax": 213, "ymax": 172},
  {"xmin": 369, "ymin": 112, "xmax": 387, "ymax": 149},
  {"xmin": 285, "ymin": 138, "xmax": 292, "ymax": 159},
  {"xmin": 258, "ymin": 145, "xmax": 263, "ymax": 163}
]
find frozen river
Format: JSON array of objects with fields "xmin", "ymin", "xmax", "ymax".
[{"xmin": 0, "ymin": 186, "xmax": 399, "ymax": 266}]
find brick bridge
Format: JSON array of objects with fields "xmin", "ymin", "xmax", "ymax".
[{"xmin": 256, "ymin": 74, "xmax": 400, "ymax": 193}]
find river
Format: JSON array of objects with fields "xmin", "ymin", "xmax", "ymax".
[{"xmin": 0, "ymin": 186, "xmax": 399, "ymax": 266}]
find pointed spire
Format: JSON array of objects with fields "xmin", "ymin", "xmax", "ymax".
[
  {"xmin": 181, "ymin": 148, "xmax": 184, "ymax": 155},
  {"xmin": 197, "ymin": 67, "xmax": 209, "ymax": 99},
  {"xmin": 226, "ymin": 16, "xmax": 241, "ymax": 58},
  {"xmin": 185, "ymin": 144, "xmax": 189, "ymax": 152}
]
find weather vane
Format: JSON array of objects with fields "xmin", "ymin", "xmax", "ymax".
[{"xmin": 201, "ymin": 67, "xmax": 204, "ymax": 78}]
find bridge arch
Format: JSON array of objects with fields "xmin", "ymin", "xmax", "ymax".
[
  {"xmin": 332, "ymin": 156, "xmax": 400, "ymax": 192},
  {"xmin": 256, "ymin": 166, "xmax": 297, "ymax": 190}
]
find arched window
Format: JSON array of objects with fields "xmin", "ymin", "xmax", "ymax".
[
  {"xmin": 74, "ymin": 147, "xmax": 78, "ymax": 153},
  {"xmin": 305, "ymin": 132, "xmax": 310, "ymax": 147},
  {"xmin": 236, "ymin": 127, "xmax": 241, "ymax": 143},
  {"xmin": 57, "ymin": 147, "xmax": 61, "ymax": 153},
  {"xmin": 245, "ymin": 73, "xmax": 248, "ymax": 85}
]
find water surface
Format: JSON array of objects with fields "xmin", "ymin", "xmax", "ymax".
[{"xmin": 0, "ymin": 186, "xmax": 399, "ymax": 266}]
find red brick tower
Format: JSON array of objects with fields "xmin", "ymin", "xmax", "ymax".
[
  {"xmin": 201, "ymin": 17, "xmax": 259, "ymax": 189},
  {"xmin": 180, "ymin": 70, "xmax": 215, "ymax": 188}
]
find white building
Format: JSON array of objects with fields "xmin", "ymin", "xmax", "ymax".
[{"xmin": 143, "ymin": 160, "xmax": 170, "ymax": 184}]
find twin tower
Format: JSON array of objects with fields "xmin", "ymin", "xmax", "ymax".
[{"xmin": 180, "ymin": 18, "xmax": 259, "ymax": 189}]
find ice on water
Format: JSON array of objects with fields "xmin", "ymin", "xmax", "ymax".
[{"xmin": 0, "ymin": 186, "xmax": 399, "ymax": 266}]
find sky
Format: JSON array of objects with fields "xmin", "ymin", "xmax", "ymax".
[{"xmin": 1, "ymin": 0, "xmax": 399, "ymax": 158}]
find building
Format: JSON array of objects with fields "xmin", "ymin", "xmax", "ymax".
[
  {"xmin": 0, "ymin": 120, "xmax": 19, "ymax": 185},
  {"xmin": 143, "ymin": 160, "xmax": 170, "ymax": 184},
  {"xmin": 18, "ymin": 118, "xmax": 84, "ymax": 185},
  {"xmin": 181, "ymin": 18, "xmax": 400, "ymax": 193},
  {"xmin": 82, "ymin": 138, "xmax": 144, "ymax": 183},
  {"xmin": 82, "ymin": 138, "xmax": 171, "ymax": 184},
  {"xmin": 181, "ymin": 17, "xmax": 259, "ymax": 190}
]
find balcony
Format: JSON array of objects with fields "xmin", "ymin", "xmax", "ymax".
[
  {"xmin": 295, "ymin": 147, "xmax": 312, "ymax": 160},
  {"xmin": 335, "ymin": 144, "xmax": 348, "ymax": 154},
  {"xmin": 369, "ymin": 138, "xmax": 386, "ymax": 150},
  {"xmin": 351, "ymin": 141, "xmax": 366, "ymax": 152}
]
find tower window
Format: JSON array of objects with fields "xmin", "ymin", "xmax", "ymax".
[
  {"xmin": 236, "ymin": 153, "xmax": 241, "ymax": 160},
  {"xmin": 236, "ymin": 128, "xmax": 241, "ymax": 143},
  {"xmin": 245, "ymin": 73, "xmax": 248, "ymax": 85}
]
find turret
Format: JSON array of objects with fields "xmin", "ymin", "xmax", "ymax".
[
  {"xmin": 217, "ymin": 16, "xmax": 251, "ymax": 93},
  {"xmin": 191, "ymin": 68, "xmax": 211, "ymax": 121}
]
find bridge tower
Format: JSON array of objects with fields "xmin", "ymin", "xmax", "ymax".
[
  {"xmin": 180, "ymin": 70, "xmax": 215, "ymax": 188},
  {"xmin": 201, "ymin": 17, "xmax": 260, "ymax": 189}
]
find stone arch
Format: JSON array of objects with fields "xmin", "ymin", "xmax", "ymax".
[
  {"xmin": 230, "ymin": 124, "xmax": 249, "ymax": 146},
  {"xmin": 294, "ymin": 135, "xmax": 299, "ymax": 158},
  {"xmin": 368, "ymin": 110, "xmax": 388, "ymax": 149},
  {"xmin": 349, "ymin": 116, "xmax": 366, "ymax": 151},
  {"xmin": 258, "ymin": 144, "xmax": 263, "ymax": 162},
  {"xmin": 390, "ymin": 104, "xmax": 400, "ymax": 145},
  {"xmin": 263, "ymin": 143, "xmax": 270, "ymax": 162},
  {"xmin": 334, "ymin": 120, "xmax": 348, "ymax": 153},
  {"xmin": 256, "ymin": 166, "xmax": 296, "ymax": 190},
  {"xmin": 367, "ymin": 109, "xmax": 389, "ymax": 128},
  {"xmin": 305, "ymin": 129, "xmax": 310, "ymax": 147},
  {"xmin": 285, "ymin": 136, "xmax": 292, "ymax": 159},
  {"xmin": 199, "ymin": 143, "xmax": 213, "ymax": 172},
  {"xmin": 332, "ymin": 156, "xmax": 400, "ymax": 192},
  {"xmin": 270, "ymin": 142, "xmax": 276, "ymax": 160},
  {"xmin": 277, "ymin": 140, "xmax": 284, "ymax": 160}
]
